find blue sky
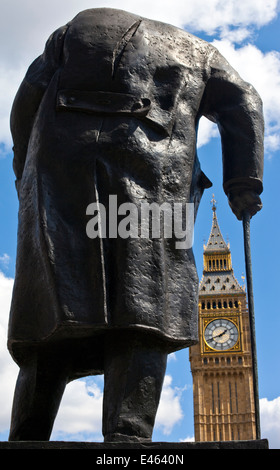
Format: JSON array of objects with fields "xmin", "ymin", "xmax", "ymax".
[{"xmin": 0, "ymin": 0, "xmax": 280, "ymax": 447}]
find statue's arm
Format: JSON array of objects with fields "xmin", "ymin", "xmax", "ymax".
[
  {"xmin": 201, "ymin": 47, "xmax": 264, "ymax": 219},
  {"xmin": 10, "ymin": 25, "xmax": 68, "ymax": 189}
]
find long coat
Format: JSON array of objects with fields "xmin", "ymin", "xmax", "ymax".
[{"xmin": 8, "ymin": 8, "xmax": 264, "ymax": 367}]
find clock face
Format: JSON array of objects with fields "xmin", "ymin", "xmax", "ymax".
[{"xmin": 204, "ymin": 319, "xmax": 239, "ymax": 351}]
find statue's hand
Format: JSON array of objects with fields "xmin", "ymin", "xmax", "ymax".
[{"xmin": 228, "ymin": 189, "xmax": 262, "ymax": 221}]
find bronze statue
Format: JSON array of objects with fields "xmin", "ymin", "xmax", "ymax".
[{"xmin": 8, "ymin": 8, "xmax": 264, "ymax": 442}]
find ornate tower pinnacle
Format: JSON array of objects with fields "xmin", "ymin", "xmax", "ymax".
[
  {"xmin": 201, "ymin": 199, "xmax": 241, "ymax": 289},
  {"xmin": 211, "ymin": 194, "xmax": 217, "ymax": 212}
]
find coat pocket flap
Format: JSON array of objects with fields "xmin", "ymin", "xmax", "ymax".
[{"xmin": 57, "ymin": 89, "xmax": 151, "ymax": 116}]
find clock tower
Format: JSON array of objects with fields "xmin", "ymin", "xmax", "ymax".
[{"xmin": 189, "ymin": 198, "xmax": 257, "ymax": 441}]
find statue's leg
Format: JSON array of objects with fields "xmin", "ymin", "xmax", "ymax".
[
  {"xmin": 102, "ymin": 331, "xmax": 168, "ymax": 442},
  {"xmin": 8, "ymin": 348, "xmax": 68, "ymax": 441}
]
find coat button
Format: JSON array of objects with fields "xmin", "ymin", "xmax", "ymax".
[{"xmin": 132, "ymin": 101, "xmax": 143, "ymax": 111}]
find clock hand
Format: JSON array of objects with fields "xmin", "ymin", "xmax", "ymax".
[{"xmin": 213, "ymin": 328, "xmax": 227, "ymax": 340}]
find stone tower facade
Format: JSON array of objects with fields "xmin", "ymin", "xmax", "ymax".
[{"xmin": 189, "ymin": 200, "xmax": 256, "ymax": 441}]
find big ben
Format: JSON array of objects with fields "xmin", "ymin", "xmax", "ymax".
[{"xmin": 189, "ymin": 199, "xmax": 256, "ymax": 442}]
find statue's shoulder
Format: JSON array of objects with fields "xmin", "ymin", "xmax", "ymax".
[
  {"xmin": 141, "ymin": 15, "xmax": 213, "ymax": 66},
  {"xmin": 70, "ymin": 8, "xmax": 210, "ymax": 48},
  {"xmin": 70, "ymin": 7, "xmax": 142, "ymax": 26},
  {"xmin": 144, "ymin": 15, "xmax": 212, "ymax": 54},
  {"xmin": 68, "ymin": 8, "xmax": 213, "ymax": 62}
]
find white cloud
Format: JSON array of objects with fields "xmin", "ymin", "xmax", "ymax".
[
  {"xmin": 155, "ymin": 375, "xmax": 184, "ymax": 435},
  {"xmin": 88, "ymin": 0, "xmax": 279, "ymax": 35},
  {"xmin": 0, "ymin": 271, "xmax": 18, "ymax": 434},
  {"xmin": 0, "ymin": 267, "xmax": 279, "ymax": 446},
  {"xmin": 0, "ymin": 254, "xmax": 10, "ymax": 270},
  {"xmin": 1, "ymin": 0, "xmax": 278, "ymax": 68},
  {"xmin": 219, "ymin": 26, "xmax": 253, "ymax": 44},
  {"xmin": 260, "ymin": 397, "xmax": 280, "ymax": 449},
  {"xmin": 51, "ymin": 373, "xmax": 185, "ymax": 440},
  {"xmin": 179, "ymin": 395, "xmax": 280, "ymax": 446},
  {"xmin": 1, "ymin": 1, "xmax": 279, "ymax": 156},
  {"xmin": 212, "ymin": 39, "xmax": 280, "ymax": 154},
  {"xmin": 198, "ymin": 39, "xmax": 280, "ymax": 151},
  {"xmin": 51, "ymin": 378, "xmax": 104, "ymax": 441},
  {"xmin": 1, "ymin": 0, "xmax": 277, "ymax": 70},
  {"xmin": 180, "ymin": 435, "xmax": 195, "ymax": 442},
  {"xmin": 0, "ymin": 268, "xmax": 184, "ymax": 440},
  {"xmin": 197, "ymin": 118, "xmax": 219, "ymax": 148},
  {"xmin": 0, "ymin": 64, "xmax": 28, "ymax": 151},
  {"xmin": 167, "ymin": 352, "xmax": 177, "ymax": 362}
]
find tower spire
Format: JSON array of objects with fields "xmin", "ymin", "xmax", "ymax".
[
  {"xmin": 211, "ymin": 194, "xmax": 217, "ymax": 212},
  {"xmin": 200, "ymin": 197, "xmax": 244, "ymax": 294},
  {"xmin": 204, "ymin": 196, "xmax": 229, "ymax": 254}
]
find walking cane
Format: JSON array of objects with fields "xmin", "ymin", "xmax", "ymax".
[{"xmin": 242, "ymin": 210, "xmax": 261, "ymax": 440}]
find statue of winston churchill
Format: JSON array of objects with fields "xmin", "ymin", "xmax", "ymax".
[{"xmin": 8, "ymin": 8, "xmax": 264, "ymax": 442}]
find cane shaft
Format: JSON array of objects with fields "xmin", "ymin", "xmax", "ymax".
[{"xmin": 242, "ymin": 211, "xmax": 261, "ymax": 440}]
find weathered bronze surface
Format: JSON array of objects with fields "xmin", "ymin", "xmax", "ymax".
[{"xmin": 8, "ymin": 8, "xmax": 264, "ymax": 442}]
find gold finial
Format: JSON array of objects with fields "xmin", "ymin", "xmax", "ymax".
[{"xmin": 211, "ymin": 194, "xmax": 217, "ymax": 212}]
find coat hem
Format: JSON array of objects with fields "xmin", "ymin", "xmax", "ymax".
[{"xmin": 8, "ymin": 323, "xmax": 198, "ymax": 366}]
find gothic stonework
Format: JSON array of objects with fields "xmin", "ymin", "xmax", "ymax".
[{"xmin": 189, "ymin": 199, "xmax": 256, "ymax": 441}]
